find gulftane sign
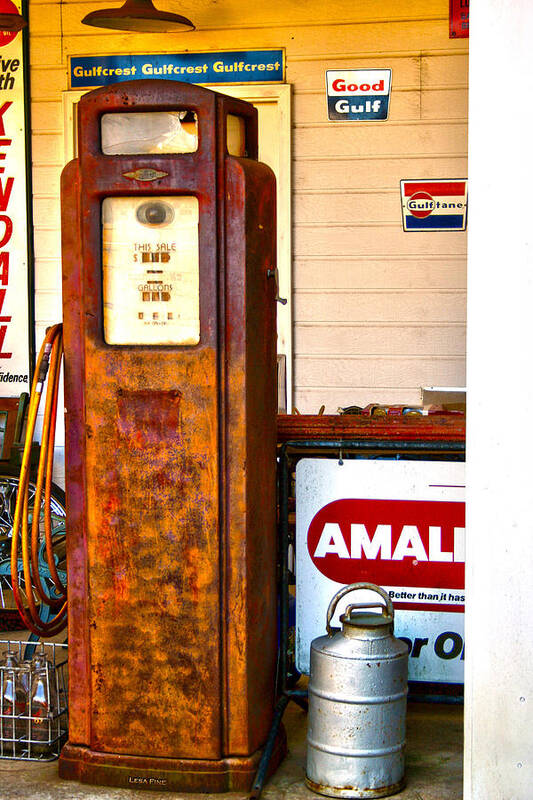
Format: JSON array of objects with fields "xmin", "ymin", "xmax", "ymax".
[
  {"xmin": 69, "ymin": 50, "xmax": 284, "ymax": 89},
  {"xmin": 296, "ymin": 459, "xmax": 465, "ymax": 683},
  {"xmin": 326, "ymin": 69, "xmax": 391, "ymax": 121},
  {"xmin": 401, "ymin": 179, "xmax": 468, "ymax": 231}
]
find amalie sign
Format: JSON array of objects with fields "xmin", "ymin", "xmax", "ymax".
[
  {"xmin": 0, "ymin": 0, "xmax": 31, "ymax": 393},
  {"xmin": 308, "ymin": 498, "xmax": 465, "ymax": 591},
  {"xmin": 296, "ymin": 459, "xmax": 466, "ymax": 683}
]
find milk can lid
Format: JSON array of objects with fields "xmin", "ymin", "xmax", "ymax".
[
  {"xmin": 326, "ymin": 583, "xmax": 395, "ymax": 637},
  {"xmin": 340, "ymin": 607, "xmax": 393, "ymax": 628}
]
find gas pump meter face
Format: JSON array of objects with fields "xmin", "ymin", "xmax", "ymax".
[{"xmin": 102, "ymin": 195, "xmax": 200, "ymax": 346}]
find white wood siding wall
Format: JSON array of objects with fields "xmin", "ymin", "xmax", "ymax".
[{"xmin": 29, "ymin": 0, "xmax": 467, "ymax": 454}]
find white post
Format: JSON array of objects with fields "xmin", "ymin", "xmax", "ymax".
[{"xmin": 465, "ymin": 2, "xmax": 533, "ymax": 797}]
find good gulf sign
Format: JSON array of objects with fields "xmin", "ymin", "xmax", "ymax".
[
  {"xmin": 308, "ymin": 498, "xmax": 465, "ymax": 589},
  {"xmin": 326, "ymin": 69, "xmax": 392, "ymax": 121}
]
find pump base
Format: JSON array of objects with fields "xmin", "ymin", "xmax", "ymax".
[{"xmin": 58, "ymin": 727, "xmax": 286, "ymax": 793}]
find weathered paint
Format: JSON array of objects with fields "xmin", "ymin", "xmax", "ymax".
[
  {"xmin": 277, "ymin": 413, "xmax": 466, "ymax": 443},
  {"xmin": 59, "ymin": 80, "xmax": 283, "ymax": 791}
]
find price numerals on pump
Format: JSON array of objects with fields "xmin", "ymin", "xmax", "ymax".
[{"xmin": 134, "ymin": 242, "xmax": 176, "ymax": 318}]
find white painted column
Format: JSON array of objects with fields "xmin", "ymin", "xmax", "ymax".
[{"xmin": 465, "ymin": 2, "xmax": 533, "ymax": 798}]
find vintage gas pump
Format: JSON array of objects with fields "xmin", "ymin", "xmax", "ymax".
[{"xmin": 58, "ymin": 80, "xmax": 283, "ymax": 791}]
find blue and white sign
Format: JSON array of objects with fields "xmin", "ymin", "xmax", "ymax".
[
  {"xmin": 326, "ymin": 69, "xmax": 392, "ymax": 121},
  {"xmin": 69, "ymin": 50, "xmax": 285, "ymax": 89}
]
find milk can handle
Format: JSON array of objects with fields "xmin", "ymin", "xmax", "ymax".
[{"xmin": 326, "ymin": 582, "xmax": 394, "ymax": 636}]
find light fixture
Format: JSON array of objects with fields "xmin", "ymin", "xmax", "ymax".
[
  {"xmin": 0, "ymin": 11, "xmax": 27, "ymax": 31},
  {"xmin": 82, "ymin": 0, "xmax": 195, "ymax": 32}
]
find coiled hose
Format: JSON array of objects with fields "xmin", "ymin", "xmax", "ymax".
[{"xmin": 10, "ymin": 324, "xmax": 67, "ymax": 636}]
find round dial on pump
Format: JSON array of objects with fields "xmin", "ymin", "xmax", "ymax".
[{"xmin": 136, "ymin": 201, "xmax": 175, "ymax": 227}]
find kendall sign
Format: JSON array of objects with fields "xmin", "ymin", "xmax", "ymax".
[
  {"xmin": 326, "ymin": 69, "xmax": 391, "ymax": 121},
  {"xmin": 0, "ymin": 0, "xmax": 31, "ymax": 392},
  {"xmin": 296, "ymin": 459, "xmax": 465, "ymax": 683}
]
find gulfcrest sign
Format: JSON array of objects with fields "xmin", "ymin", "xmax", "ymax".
[{"xmin": 69, "ymin": 50, "xmax": 285, "ymax": 89}]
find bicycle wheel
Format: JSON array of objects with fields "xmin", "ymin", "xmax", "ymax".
[{"xmin": 0, "ymin": 463, "xmax": 66, "ymax": 628}]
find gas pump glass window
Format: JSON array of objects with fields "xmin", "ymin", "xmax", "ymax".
[
  {"xmin": 101, "ymin": 111, "xmax": 198, "ymax": 154},
  {"xmin": 102, "ymin": 196, "xmax": 200, "ymax": 346},
  {"xmin": 226, "ymin": 115, "xmax": 246, "ymax": 157}
]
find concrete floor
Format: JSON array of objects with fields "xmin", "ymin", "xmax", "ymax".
[{"xmin": 0, "ymin": 696, "xmax": 463, "ymax": 800}]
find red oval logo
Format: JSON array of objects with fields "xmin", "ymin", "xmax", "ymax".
[
  {"xmin": 407, "ymin": 191, "xmax": 435, "ymax": 218},
  {"xmin": 0, "ymin": 0, "xmax": 22, "ymax": 47},
  {"xmin": 307, "ymin": 498, "xmax": 465, "ymax": 588}
]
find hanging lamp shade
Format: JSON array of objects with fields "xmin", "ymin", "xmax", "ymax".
[
  {"xmin": 0, "ymin": 11, "xmax": 27, "ymax": 31},
  {"xmin": 82, "ymin": 0, "xmax": 195, "ymax": 32}
]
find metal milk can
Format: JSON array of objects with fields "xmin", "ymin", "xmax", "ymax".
[{"xmin": 306, "ymin": 582, "xmax": 409, "ymax": 799}]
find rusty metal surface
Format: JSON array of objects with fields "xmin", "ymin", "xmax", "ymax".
[
  {"xmin": 60, "ymin": 80, "xmax": 281, "ymax": 787},
  {"xmin": 59, "ymin": 727, "xmax": 287, "ymax": 792},
  {"xmin": 277, "ymin": 413, "xmax": 466, "ymax": 444},
  {"xmin": 61, "ymin": 158, "xmax": 92, "ymax": 748},
  {"xmin": 85, "ymin": 349, "xmax": 221, "ymax": 758},
  {"xmin": 223, "ymin": 155, "xmax": 278, "ymax": 755},
  {"xmin": 305, "ymin": 776, "xmax": 406, "ymax": 799}
]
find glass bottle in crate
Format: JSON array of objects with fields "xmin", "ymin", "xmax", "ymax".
[
  {"xmin": 17, "ymin": 658, "xmax": 32, "ymax": 752},
  {"xmin": 29, "ymin": 647, "xmax": 57, "ymax": 757},
  {"xmin": 1, "ymin": 649, "xmax": 26, "ymax": 756}
]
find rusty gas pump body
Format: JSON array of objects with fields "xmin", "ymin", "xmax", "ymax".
[{"xmin": 58, "ymin": 80, "xmax": 283, "ymax": 791}]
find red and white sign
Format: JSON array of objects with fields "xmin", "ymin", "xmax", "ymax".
[
  {"xmin": 449, "ymin": 0, "xmax": 469, "ymax": 39},
  {"xmin": 309, "ymin": 498, "xmax": 464, "ymax": 596},
  {"xmin": 400, "ymin": 179, "xmax": 468, "ymax": 231},
  {"xmin": 0, "ymin": 0, "xmax": 30, "ymax": 393},
  {"xmin": 0, "ymin": 0, "xmax": 21, "ymax": 47},
  {"xmin": 296, "ymin": 459, "xmax": 465, "ymax": 683}
]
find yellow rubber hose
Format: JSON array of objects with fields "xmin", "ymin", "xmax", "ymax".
[{"xmin": 10, "ymin": 324, "xmax": 67, "ymax": 636}]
